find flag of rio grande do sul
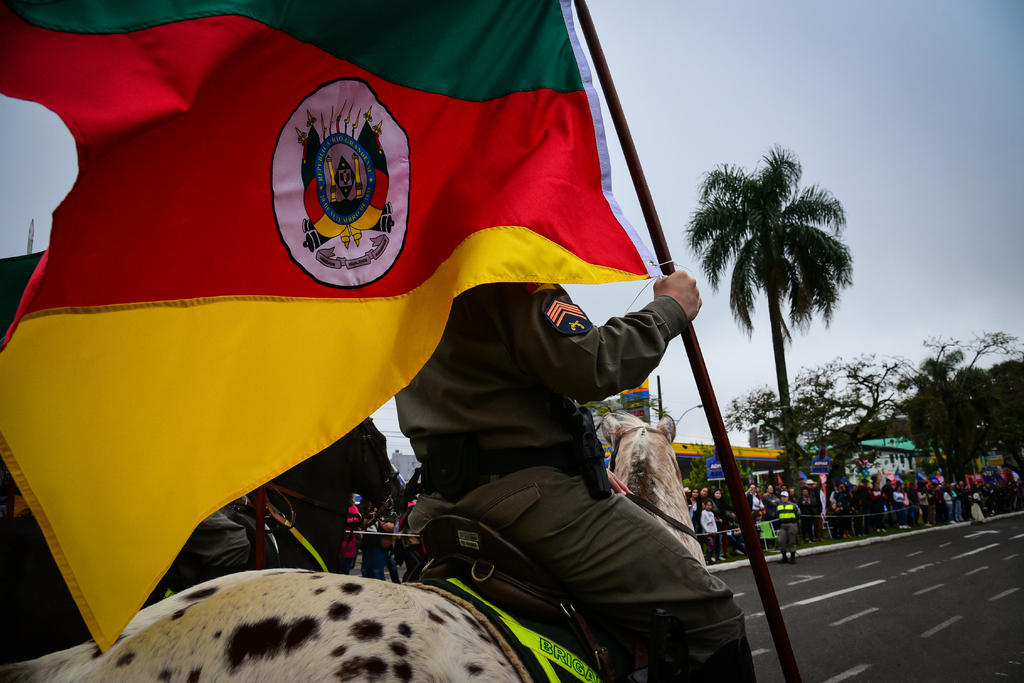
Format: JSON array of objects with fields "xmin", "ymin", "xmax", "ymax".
[{"xmin": 0, "ymin": 0, "xmax": 656, "ymax": 648}]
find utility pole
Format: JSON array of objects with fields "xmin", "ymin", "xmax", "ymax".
[{"xmin": 656, "ymin": 375, "xmax": 663, "ymax": 418}]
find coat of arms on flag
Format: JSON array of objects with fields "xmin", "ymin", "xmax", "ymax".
[{"xmin": 273, "ymin": 79, "xmax": 409, "ymax": 288}]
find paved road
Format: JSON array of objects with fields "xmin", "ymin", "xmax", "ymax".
[{"xmin": 718, "ymin": 514, "xmax": 1024, "ymax": 683}]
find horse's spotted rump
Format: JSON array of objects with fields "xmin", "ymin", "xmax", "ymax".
[
  {"xmin": 328, "ymin": 602, "xmax": 352, "ymax": 621},
  {"xmin": 313, "ymin": 587, "xmax": 327, "ymax": 595},
  {"xmin": 309, "ymin": 575, "xmax": 324, "ymax": 581},
  {"xmin": 349, "ymin": 619, "xmax": 383, "ymax": 641},
  {"xmin": 183, "ymin": 586, "xmax": 219, "ymax": 601},
  {"xmin": 8, "ymin": 572, "xmax": 523, "ymax": 683},
  {"xmin": 171, "ymin": 607, "xmax": 190, "ymax": 620},
  {"xmin": 340, "ymin": 583, "xmax": 362, "ymax": 595},
  {"xmin": 427, "ymin": 611, "xmax": 446, "ymax": 625}
]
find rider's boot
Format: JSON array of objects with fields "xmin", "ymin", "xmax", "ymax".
[
  {"xmin": 779, "ymin": 551, "xmax": 787, "ymax": 564},
  {"xmin": 616, "ymin": 609, "xmax": 689, "ymax": 682},
  {"xmin": 690, "ymin": 635, "xmax": 757, "ymax": 683}
]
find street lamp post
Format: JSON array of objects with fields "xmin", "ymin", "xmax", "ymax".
[{"xmin": 679, "ymin": 404, "xmax": 703, "ymax": 421}]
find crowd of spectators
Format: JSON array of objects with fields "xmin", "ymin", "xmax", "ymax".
[
  {"xmin": 689, "ymin": 475, "xmax": 1024, "ymax": 563},
  {"xmin": 339, "ymin": 496, "xmax": 424, "ymax": 583}
]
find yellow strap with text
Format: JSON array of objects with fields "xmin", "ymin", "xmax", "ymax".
[{"xmin": 447, "ymin": 578, "xmax": 601, "ymax": 683}]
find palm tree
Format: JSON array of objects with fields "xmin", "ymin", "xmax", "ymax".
[{"xmin": 686, "ymin": 146, "xmax": 853, "ymax": 484}]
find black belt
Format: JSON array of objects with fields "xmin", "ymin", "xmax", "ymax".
[
  {"xmin": 419, "ymin": 440, "xmax": 579, "ymax": 501},
  {"xmin": 477, "ymin": 441, "xmax": 577, "ymax": 476}
]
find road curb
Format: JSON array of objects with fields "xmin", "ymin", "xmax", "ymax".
[{"xmin": 706, "ymin": 509, "xmax": 1024, "ymax": 574}]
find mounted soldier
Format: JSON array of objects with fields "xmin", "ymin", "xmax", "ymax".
[{"xmin": 396, "ymin": 271, "xmax": 755, "ymax": 681}]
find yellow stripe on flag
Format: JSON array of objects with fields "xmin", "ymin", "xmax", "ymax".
[{"xmin": 0, "ymin": 225, "xmax": 645, "ymax": 649}]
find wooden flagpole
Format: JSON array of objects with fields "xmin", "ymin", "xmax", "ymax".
[{"xmin": 572, "ymin": 2, "xmax": 802, "ymax": 681}]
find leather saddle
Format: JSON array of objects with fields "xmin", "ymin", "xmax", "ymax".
[
  {"xmin": 419, "ymin": 515, "xmax": 650, "ymax": 681},
  {"xmin": 420, "ymin": 514, "xmax": 569, "ymax": 623}
]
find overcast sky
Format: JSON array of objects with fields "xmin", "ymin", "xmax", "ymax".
[{"xmin": 1, "ymin": 0, "xmax": 1022, "ymax": 455}]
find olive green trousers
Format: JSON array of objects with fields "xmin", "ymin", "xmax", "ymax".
[{"xmin": 408, "ymin": 466, "xmax": 746, "ymax": 670}]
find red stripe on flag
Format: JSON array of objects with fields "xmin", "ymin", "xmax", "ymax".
[{"xmin": 0, "ymin": 8, "xmax": 646, "ymax": 316}]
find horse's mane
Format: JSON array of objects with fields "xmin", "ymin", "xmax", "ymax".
[{"xmin": 603, "ymin": 412, "xmax": 672, "ymax": 501}]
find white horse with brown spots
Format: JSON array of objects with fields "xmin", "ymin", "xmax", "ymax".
[
  {"xmin": 601, "ymin": 412, "xmax": 706, "ymax": 567},
  {"xmin": 0, "ymin": 570, "xmax": 526, "ymax": 683}
]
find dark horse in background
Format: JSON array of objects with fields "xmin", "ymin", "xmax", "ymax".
[{"xmin": 0, "ymin": 417, "xmax": 402, "ymax": 664}]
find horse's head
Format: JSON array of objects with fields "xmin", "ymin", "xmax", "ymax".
[
  {"xmin": 352, "ymin": 418, "xmax": 405, "ymax": 517},
  {"xmin": 602, "ymin": 411, "xmax": 677, "ymax": 499}
]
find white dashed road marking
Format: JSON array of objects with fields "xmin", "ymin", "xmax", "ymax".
[
  {"xmin": 965, "ymin": 566, "xmax": 989, "ymax": 576},
  {"xmin": 989, "ymin": 588, "xmax": 1019, "ymax": 602},
  {"xmin": 794, "ymin": 580, "xmax": 886, "ymax": 606},
  {"xmin": 788, "ymin": 575, "xmax": 825, "ymax": 586},
  {"xmin": 907, "ymin": 563, "xmax": 933, "ymax": 573},
  {"xmin": 830, "ymin": 608, "xmax": 879, "ymax": 626},
  {"xmin": 821, "ymin": 663, "xmax": 872, "ymax": 682},
  {"xmin": 940, "ymin": 542, "xmax": 952, "ymax": 548},
  {"xmin": 750, "ymin": 648, "xmax": 770, "ymax": 657},
  {"xmin": 1010, "ymin": 533, "xmax": 1024, "ymax": 540},
  {"xmin": 1004, "ymin": 554, "xmax": 1019, "ymax": 561},
  {"xmin": 951, "ymin": 543, "xmax": 999, "ymax": 559},
  {"xmin": 913, "ymin": 584, "xmax": 944, "ymax": 596},
  {"xmin": 856, "ymin": 561, "xmax": 880, "ymax": 569},
  {"xmin": 920, "ymin": 616, "xmax": 962, "ymax": 638},
  {"xmin": 964, "ymin": 530, "xmax": 1000, "ymax": 539},
  {"xmin": 906, "ymin": 551, "xmax": 923, "ymax": 557}
]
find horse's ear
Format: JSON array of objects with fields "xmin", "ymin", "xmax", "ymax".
[
  {"xmin": 600, "ymin": 412, "xmax": 627, "ymax": 444},
  {"xmin": 656, "ymin": 414, "xmax": 676, "ymax": 443}
]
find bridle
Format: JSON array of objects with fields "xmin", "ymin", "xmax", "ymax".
[{"xmin": 359, "ymin": 420, "xmax": 401, "ymax": 517}]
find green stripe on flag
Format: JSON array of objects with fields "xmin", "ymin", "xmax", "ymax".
[
  {"xmin": 0, "ymin": 252, "xmax": 42, "ymax": 336},
  {"xmin": 6, "ymin": 0, "xmax": 583, "ymax": 100}
]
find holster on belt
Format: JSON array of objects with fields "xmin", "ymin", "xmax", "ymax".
[
  {"xmin": 423, "ymin": 432, "xmax": 479, "ymax": 503},
  {"xmin": 551, "ymin": 394, "xmax": 611, "ymax": 500}
]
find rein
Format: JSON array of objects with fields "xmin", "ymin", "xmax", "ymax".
[{"xmin": 267, "ymin": 483, "xmax": 350, "ymax": 517}]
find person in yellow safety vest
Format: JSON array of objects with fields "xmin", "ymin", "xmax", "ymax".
[{"xmin": 776, "ymin": 490, "xmax": 800, "ymax": 564}]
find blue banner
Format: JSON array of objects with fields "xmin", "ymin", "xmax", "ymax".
[
  {"xmin": 707, "ymin": 454, "xmax": 724, "ymax": 480},
  {"xmin": 810, "ymin": 455, "xmax": 831, "ymax": 475}
]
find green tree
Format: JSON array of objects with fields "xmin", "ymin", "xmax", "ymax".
[
  {"xmin": 986, "ymin": 358, "xmax": 1024, "ymax": 473},
  {"xmin": 792, "ymin": 356, "xmax": 904, "ymax": 478},
  {"xmin": 687, "ymin": 146, "xmax": 853, "ymax": 484},
  {"xmin": 903, "ymin": 334, "xmax": 1020, "ymax": 480},
  {"xmin": 725, "ymin": 356, "xmax": 903, "ymax": 482},
  {"xmin": 682, "ymin": 444, "xmax": 714, "ymax": 491}
]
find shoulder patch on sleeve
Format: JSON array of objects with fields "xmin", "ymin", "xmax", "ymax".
[
  {"xmin": 525, "ymin": 283, "xmax": 559, "ymax": 295},
  {"xmin": 544, "ymin": 298, "xmax": 593, "ymax": 335}
]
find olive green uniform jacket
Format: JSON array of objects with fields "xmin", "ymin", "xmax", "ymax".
[{"xmin": 397, "ymin": 283, "xmax": 744, "ymax": 670}]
